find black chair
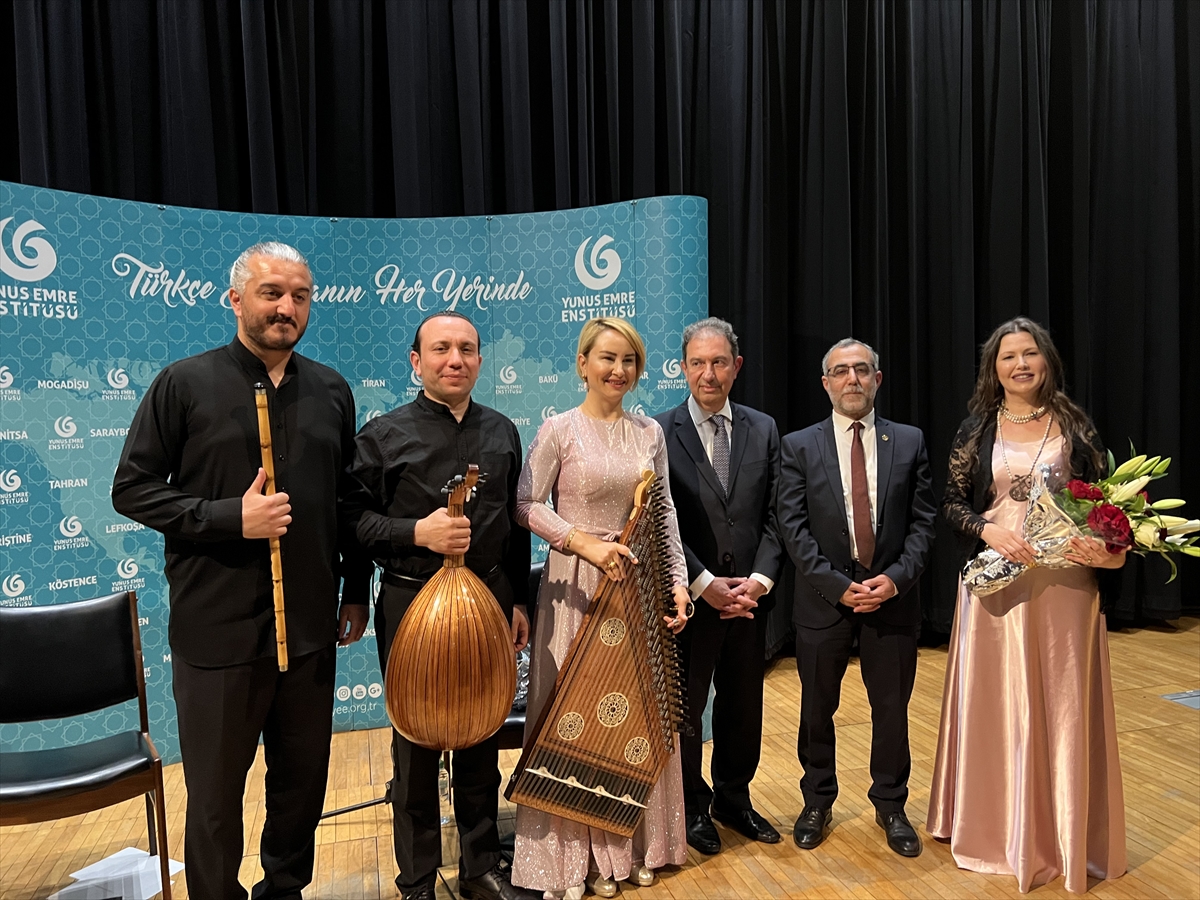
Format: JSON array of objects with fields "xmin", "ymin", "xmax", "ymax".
[
  {"xmin": 496, "ymin": 560, "xmax": 544, "ymax": 750},
  {"xmin": 0, "ymin": 591, "xmax": 172, "ymax": 898}
]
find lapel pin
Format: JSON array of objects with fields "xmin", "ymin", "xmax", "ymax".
[{"xmin": 881, "ymin": 434, "xmax": 889, "ymax": 441}]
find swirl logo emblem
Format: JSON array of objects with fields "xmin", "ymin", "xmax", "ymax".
[
  {"xmin": 630, "ymin": 403, "xmax": 647, "ymax": 416},
  {"xmin": 574, "ymin": 235, "xmax": 622, "ymax": 291},
  {"xmin": 0, "ymin": 470, "xmax": 22, "ymax": 492},
  {"xmin": 0, "ymin": 217, "xmax": 58, "ymax": 282},
  {"xmin": 54, "ymin": 416, "xmax": 77, "ymax": 438},
  {"xmin": 365, "ymin": 409, "xmax": 383, "ymax": 421},
  {"xmin": 499, "ymin": 365, "xmax": 518, "ymax": 385},
  {"xmin": 2, "ymin": 574, "xmax": 26, "ymax": 598},
  {"xmin": 661, "ymin": 358, "xmax": 682, "ymax": 379},
  {"xmin": 0, "ymin": 366, "xmax": 13, "ymax": 389},
  {"xmin": 59, "ymin": 516, "xmax": 83, "ymax": 538},
  {"xmin": 116, "ymin": 558, "xmax": 139, "ymax": 579},
  {"xmin": 410, "ymin": 369, "xmax": 423, "ymax": 387},
  {"xmin": 540, "ymin": 406, "xmax": 557, "ymax": 421},
  {"xmin": 107, "ymin": 368, "xmax": 130, "ymax": 389}
]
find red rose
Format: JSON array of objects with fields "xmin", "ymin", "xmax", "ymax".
[
  {"xmin": 1067, "ymin": 479, "xmax": 1103, "ymax": 501},
  {"xmin": 1086, "ymin": 503, "xmax": 1132, "ymax": 553}
]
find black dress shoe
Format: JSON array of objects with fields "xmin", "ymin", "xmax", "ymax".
[
  {"xmin": 875, "ymin": 810, "xmax": 922, "ymax": 858},
  {"xmin": 711, "ymin": 806, "xmax": 782, "ymax": 844},
  {"xmin": 458, "ymin": 862, "xmax": 542, "ymax": 900},
  {"xmin": 792, "ymin": 805, "xmax": 832, "ymax": 850},
  {"xmin": 400, "ymin": 887, "xmax": 436, "ymax": 900},
  {"xmin": 686, "ymin": 812, "xmax": 722, "ymax": 854}
]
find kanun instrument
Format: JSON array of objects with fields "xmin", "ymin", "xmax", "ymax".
[
  {"xmin": 505, "ymin": 470, "xmax": 688, "ymax": 837},
  {"xmin": 385, "ymin": 465, "xmax": 517, "ymax": 751},
  {"xmin": 253, "ymin": 383, "xmax": 288, "ymax": 672}
]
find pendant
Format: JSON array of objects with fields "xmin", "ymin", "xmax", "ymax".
[{"xmin": 1008, "ymin": 475, "xmax": 1032, "ymax": 502}]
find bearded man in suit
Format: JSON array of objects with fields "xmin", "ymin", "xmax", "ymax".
[
  {"xmin": 655, "ymin": 317, "xmax": 786, "ymax": 855},
  {"xmin": 777, "ymin": 338, "xmax": 936, "ymax": 858}
]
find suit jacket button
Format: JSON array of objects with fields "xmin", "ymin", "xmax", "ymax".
[
  {"xmin": 842, "ymin": 529, "xmax": 848, "ymax": 536},
  {"xmin": 723, "ymin": 553, "xmax": 732, "ymax": 563},
  {"xmin": 726, "ymin": 517, "xmax": 734, "ymax": 526}
]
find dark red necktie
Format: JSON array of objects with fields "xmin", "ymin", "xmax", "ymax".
[{"xmin": 851, "ymin": 421, "xmax": 875, "ymax": 569}]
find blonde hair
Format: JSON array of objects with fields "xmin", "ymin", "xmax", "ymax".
[{"xmin": 576, "ymin": 317, "xmax": 646, "ymax": 381}]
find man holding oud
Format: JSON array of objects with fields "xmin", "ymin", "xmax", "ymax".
[
  {"xmin": 776, "ymin": 338, "xmax": 936, "ymax": 858},
  {"xmin": 655, "ymin": 317, "xmax": 787, "ymax": 855},
  {"xmin": 112, "ymin": 242, "xmax": 370, "ymax": 900},
  {"xmin": 345, "ymin": 311, "xmax": 537, "ymax": 900}
]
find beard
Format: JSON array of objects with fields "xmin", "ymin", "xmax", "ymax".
[
  {"xmin": 834, "ymin": 387, "xmax": 874, "ymax": 416},
  {"xmin": 244, "ymin": 312, "xmax": 305, "ymax": 351}
]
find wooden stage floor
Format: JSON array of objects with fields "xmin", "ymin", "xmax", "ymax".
[{"xmin": 3, "ymin": 617, "xmax": 1198, "ymax": 900}]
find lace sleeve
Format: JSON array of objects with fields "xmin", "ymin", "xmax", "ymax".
[{"xmin": 942, "ymin": 417, "xmax": 988, "ymax": 538}]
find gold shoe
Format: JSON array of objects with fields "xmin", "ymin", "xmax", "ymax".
[
  {"xmin": 626, "ymin": 865, "xmax": 654, "ymax": 887},
  {"xmin": 585, "ymin": 874, "xmax": 619, "ymax": 898}
]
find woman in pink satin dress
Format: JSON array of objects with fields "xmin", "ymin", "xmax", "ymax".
[
  {"xmin": 929, "ymin": 317, "xmax": 1127, "ymax": 893},
  {"xmin": 511, "ymin": 318, "xmax": 692, "ymax": 900}
]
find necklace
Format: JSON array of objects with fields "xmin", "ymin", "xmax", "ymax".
[
  {"xmin": 997, "ymin": 408, "xmax": 1054, "ymax": 501},
  {"xmin": 1000, "ymin": 402, "xmax": 1046, "ymax": 424}
]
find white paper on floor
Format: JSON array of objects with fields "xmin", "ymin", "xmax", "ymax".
[{"xmin": 48, "ymin": 847, "xmax": 184, "ymax": 900}]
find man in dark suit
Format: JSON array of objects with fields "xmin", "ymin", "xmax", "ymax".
[
  {"xmin": 655, "ymin": 317, "xmax": 787, "ymax": 856},
  {"xmin": 777, "ymin": 338, "xmax": 936, "ymax": 858}
]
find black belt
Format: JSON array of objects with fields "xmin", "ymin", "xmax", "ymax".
[{"xmin": 381, "ymin": 564, "xmax": 500, "ymax": 590}]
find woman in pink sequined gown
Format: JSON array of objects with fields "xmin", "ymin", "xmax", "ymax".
[
  {"xmin": 511, "ymin": 318, "xmax": 691, "ymax": 899},
  {"xmin": 929, "ymin": 318, "xmax": 1127, "ymax": 893}
]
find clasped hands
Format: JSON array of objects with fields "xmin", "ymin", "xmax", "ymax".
[
  {"xmin": 701, "ymin": 576, "xmax": 765, "ymax": 620},
  {"xmin": 838, "ymin": 575, "xmax": 897, "ymax": 614}
]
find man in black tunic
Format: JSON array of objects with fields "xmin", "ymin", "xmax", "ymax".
[
  {"xmin": 346, "ymin": 311, "xmax": 536, "ymax": 900},
  {"xmin": 112, "ymin": 242, "xmax": 370, "ymax": 899}
]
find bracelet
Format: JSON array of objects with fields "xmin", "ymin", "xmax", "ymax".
[
  {"xmin": 685, "ymin": 600, "xmax": 695, "ymax": 619},
  {"xmin": 563, "ymin": 527, "xmax": 578, "ymax": 554}
]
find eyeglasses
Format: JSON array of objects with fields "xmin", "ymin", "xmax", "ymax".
[{"xmin": 826, "ymin": 363, "xmax": 874, "ymax": 380}]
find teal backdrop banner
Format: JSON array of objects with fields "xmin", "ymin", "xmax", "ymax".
[{"xmin": 0, "ymin": 182, "xmax": 708, "ymax": 764}]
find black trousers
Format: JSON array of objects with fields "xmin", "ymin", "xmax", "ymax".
[
  {"xmin": 171, "ymin": 646, "xmax": 335, "ymax": 900},
  {"xmin": 795, "ymin": 612, "xmax": 918, "ymax": 814},
  {"xmin": 679, "ymin": 599, "xmax": 768, "ymax": 816},
  {"xmin": 374, "ymin": 581, "xmax": 502, "ymax": 892}
]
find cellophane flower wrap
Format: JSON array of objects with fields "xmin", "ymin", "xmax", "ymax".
[{"xmin": 963, "ymin": 450, "xmax": 1199, "ymax": 596}]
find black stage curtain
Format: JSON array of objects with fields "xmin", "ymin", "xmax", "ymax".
[{"xmin": 4, "ymin": 0, "xmax": 1196, "ymax": 629}]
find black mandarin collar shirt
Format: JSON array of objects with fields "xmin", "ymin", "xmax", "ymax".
[
  {"xmin": 345, "ymin": 391, "xmax": 530, "ymax": 615},
  {"xmin": 113, "ymin": 338, "xmax": 370, "ymax": 667}
]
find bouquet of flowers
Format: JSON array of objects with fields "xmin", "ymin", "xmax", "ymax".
[{"xmin": 963, "ymin": 450, "xmax": 1199, "ymax": 596}]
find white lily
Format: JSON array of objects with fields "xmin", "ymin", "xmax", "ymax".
[
  {"xmin": 1151, "ymin": 498, "xmax": 1186, "ymax": 510},
  {"xmin": 1134, "ymin": 521, "xmax": 1162, "ymax": 549},
  {"xmin": 1165, "ymin": 519, "xmax": 1200, "ymax": 536},
  {"xmin": 1108, "ymin": 475, "xmax": 1151, "ymax": 504},
  {"xmin": 1109, "ymin": 455, "xmax": 1147, "ymax": 481},
  {"xmin": 1151, "ymin": 514, "xmax": 1192, "ymax": 529}
]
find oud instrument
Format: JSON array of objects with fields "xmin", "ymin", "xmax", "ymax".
[
  {"xmin": 505, "ymin": 470, "xmax": 688, "ymax": 837},
  {"xmin": 253, "ymin": 383, "xmax": 288, "ymax": 672},
  {"xmin": 384, "ymin": 465, "xmax": 518, "ymax": 751}
]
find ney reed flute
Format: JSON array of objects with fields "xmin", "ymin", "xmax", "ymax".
[{"xmin": 254, "ymin": 382, "xmax": 289, "ymax": 672}]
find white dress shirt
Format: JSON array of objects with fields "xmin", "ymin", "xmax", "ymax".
[
  {"xmin": 685, "ymin": 395, "xmax": 776, "ymax": 600},
  {"xmin": 830, "ymin": 408, "xmax": 878, "ymax": 564}
]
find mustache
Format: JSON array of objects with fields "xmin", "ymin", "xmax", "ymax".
[{"xmin": 265, "ymin": 314, "xmax": 297, "ymax": 327}]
